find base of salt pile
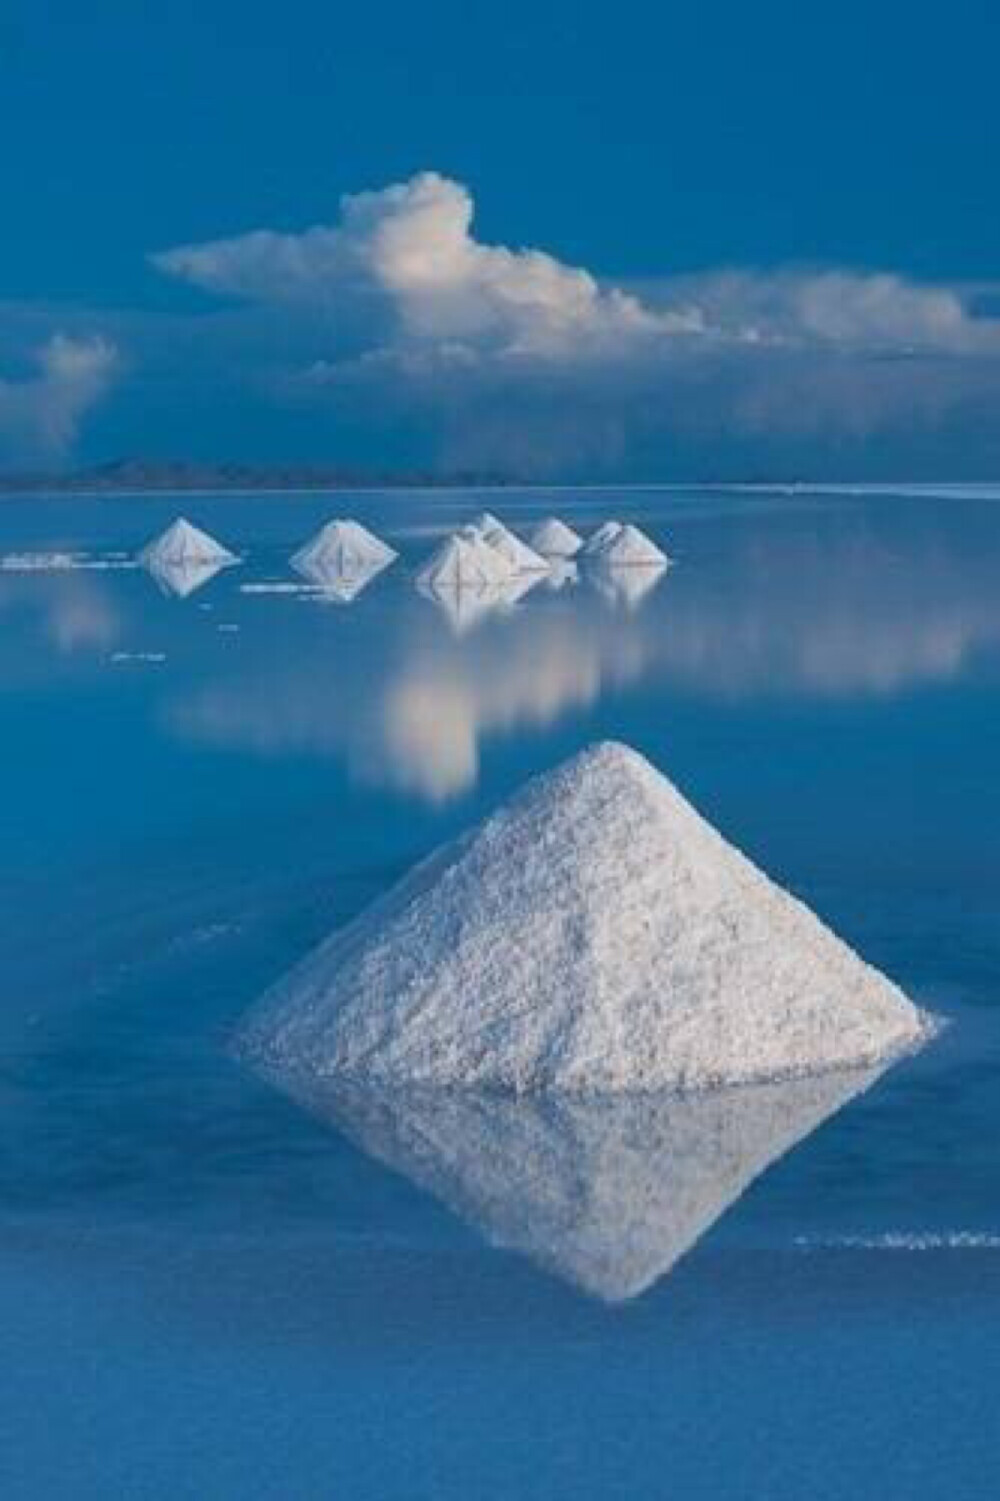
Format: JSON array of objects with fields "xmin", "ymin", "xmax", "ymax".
[{"xmin": 236, "ymin": 742, "xmax": 936, "ymax": 1092}]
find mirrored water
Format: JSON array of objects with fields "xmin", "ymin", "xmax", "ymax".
[{"xmin": 2, "ymin": 486, "xmax": 999, "ymax": 1499}]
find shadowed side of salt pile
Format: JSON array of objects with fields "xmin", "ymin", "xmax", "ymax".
[
  {"xmin": 250, "ymin": 1065, "xmax": 884, "ymax": 1301},
  {"xmin": 236, "ymin": 742, "xmax": 935, "ymax": 1092}
]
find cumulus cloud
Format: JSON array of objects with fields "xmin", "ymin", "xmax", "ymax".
[
  {"xmin": 0, "ymin": 333, "xmax": 119, "ymax": 463},
  {"xmin": 149, "ymin": 171, "xmax": 1000, "ymax": 474}
]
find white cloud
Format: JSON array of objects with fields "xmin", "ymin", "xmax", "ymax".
[
  {"xmin": 0, "ymin": 333, "xmax": 119, "ymax": 463},
  {"xmin": 153, "ymin": 171, "xmax": 701, "ymax": 362},
  {"xmin": 148, "ymin": 171, "xmax": 1000, "ymax": 474}
]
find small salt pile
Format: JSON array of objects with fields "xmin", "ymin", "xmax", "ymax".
[
  {"xmin": 468, "ymin": 512, "xmax": 550, "ymax": 574},
  {"xmin": 582, "ymin": 521, "xmax": 669, "ymax": 567},
  {"xmin": 292, "ymin": 520, "xmax": 396, "ymax": 585},
  {"xmin": 138, "ymin": 518, "xmax": 238, "ymax": 599},
  {"xmin": 415, "ymin": 531, "xmax": 513, "ymax": 590},
  {"xmin": 138, "ymin": 517, "xmax": 237, "ymax": 569},
  {"xmin": 527, "ymin": 517, "xmax": 584, "ymax": 559},
  {"xmin": 237, "ymin": 742, "xmax": 934, "ymax": 1092}
]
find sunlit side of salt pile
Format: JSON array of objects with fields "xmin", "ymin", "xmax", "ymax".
[
  {"xmin": 292, "ymin": 520, "xmax": 397, "ymax": 584},
  {"xmin": 469, "ymin": 512, "xmax": 550, "ymax": 573},
  {"xmin": 527, "ymin": 517, "xmax": 584, "ymax": 559},
  {"xmin": 237, "ymin": 741, "xmax": 934, "ymax": 1093},
  {"xmin": 582, "ymin": 520, "xmax": 670, "ymax": 566}
]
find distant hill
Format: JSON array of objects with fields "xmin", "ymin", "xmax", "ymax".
[{"xmin": 0, "ymin": 458, "xmax": 517, "ymax": 494}]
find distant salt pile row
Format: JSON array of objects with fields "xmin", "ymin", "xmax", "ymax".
[
  {"xmin": 237, "ymin": 741, "xmax": 935, "ymax": 1094},
  {"xmin": 129, "ymin": 510, "xmax": 670, "ymax": 604}
]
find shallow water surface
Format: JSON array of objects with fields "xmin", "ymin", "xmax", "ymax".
[{"xmin": 1, "ymin": 486, "xmax": 998, "ymax": 1499}]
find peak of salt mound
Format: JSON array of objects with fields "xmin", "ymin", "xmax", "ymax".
[
  {"xmin": 469, "ymin": 512, "xmax": 550, "ymax": 574},
  {"xmin": 527, "ymin": 517, "xmax": 584, "ymax": 559},
  {"xmin": 292, "ymin": 520, "xmax": 396, "ymax": 584},
  {"xmin": 252, "ymin": 1067, "xmax": 882, "ymax": 1301},
  {"xmin": 415, "ymin": 531, "xmax": 513, "ymax": 590},
  {"xmin": 237, "ymin": 741, "xmax": 934, "ymax": 1092},
  {"xmin": 582, "ymin": 521, "xmax": 669, "ymax": 566},
  {"xmin": 138, "ymin": 518, "xmax": 237, "ymax": 570}
]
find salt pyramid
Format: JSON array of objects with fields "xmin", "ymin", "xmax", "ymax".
[
  {"xmin": 138, "ymin": 517, "xmax": 237, "ymax": 570},
  {"xmin": 138, "ymin": 518, "xmax": 238, "ymax": 598},
  {"xmin": 589, "ymin": 559, "xmax": 666, "ymax": 611},
  {"xmin": 292, "ymin": 520, "xmax": 396, "ymax": 585},
  {"xmin": 469, "ymin": 512, "xmax": 550, "ymax": 574},
  {"xmin": 582, "ymin": 521, "xmax": 669, "ymax": 567},
  {"xmin": 257, "ymin": 1067, "xmax": 882, "ymax": 1301},
  {"xmin": 415, "ymin": 531, "xmax": 513, "ymax": 591},
  {"xmin": 527, "ymin": 517, "xmax": 584, "ymax": 559},
  {"xmin": 237, "ymin": 742, "xmax": 934, "ymax": 1092}
]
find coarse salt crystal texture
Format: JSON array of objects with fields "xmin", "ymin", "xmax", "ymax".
[
  {"xmin": 236, "ymin": 741, "xmax": 935, "ymax": 1092},
  {"xmin": 527, "ymin": 517, "xmax": 584, "ymax": 559},
  {"xmin": 292, "ymin": 520, "xmax": 396, "ymax": 583}
]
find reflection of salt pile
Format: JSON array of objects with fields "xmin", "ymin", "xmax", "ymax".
[
  {"xmin": 261, "ymin": 1067, "xmax": 881, "ymax": 1301},
  {"xmin": 582, "ymin": 520, "xmax": 670, "ymax": 567},
  {"xmin": 588, "ymin": 560, "xmax": 666, "ymax": 612},
  {"xmin": 138, "ymin": 518, "xmax": 238, "ymax": 598},
  {"xmin": 417, "ymin": 574, "xmax": 538, "ymax": 636},
  {"xmin": 238, "ymin": 742, "xmax": 933, "ymax": 1091},
  {"xmin": 528, "ymin": 517, "xmax": 584, "ymax": 558},
  {"xmin": 468, "ymin": 512, "xmax": 550, "ymax": 573},
  {"xmin": 292, "ymin": 520, "xmax": 396, "ymax": 593}
]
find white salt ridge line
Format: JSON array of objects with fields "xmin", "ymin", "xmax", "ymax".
[
  {"xmin": 109, "ymin": 651, "xmax": 167, "ymax": 664},
  {"xmin": 794, "ymin": 1231, "xmax": 1000, "ymax": 1251}
]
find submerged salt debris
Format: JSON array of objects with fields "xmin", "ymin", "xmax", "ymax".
[
  {"xmin": 528, "ymin": 517, "xmax": 584, "ymax": 559},
  {"xmin": 582, "ymin": 521, "xmax": 670, "ymax": 567},
  {"xmin": 292, "ymin": 520, "xmax": 396, "ymax": 585},
  {"xmin": 263, "ymin": 1068, "xmax": 883, "ymax": 1301},
  {"xmin": 468, "ymin": 512, "xmax": 550, "ymax": 574},
  {"xmin": 237, "ymin": 741, "xmax": 934, "ymax": 1092}
]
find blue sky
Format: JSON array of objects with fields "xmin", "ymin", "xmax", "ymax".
[{"xmin": 2, "ymin": 0, "xmax": 999, "ymax": 477}]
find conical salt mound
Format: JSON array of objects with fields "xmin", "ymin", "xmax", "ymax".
[
  {"xmin": 237, "ymin": 743, "xmax": 934, "ymax": 1092},
  {"xmin": 469, "ymin": 512, "xmax": 550, "ymax": 574},
  {"xmin": 138, "ymin": 517, "xmax": 237, "ymax": 570},
  {"xmin": 292, "ymin": 519, "xmax": 396, "ymax": 583},
  {"xmin": 415, "ymin": 532, "xmax": 512, "ymax": 590},
  {"xmin": 528, "ymin": 517, "xmax": 584, "ymax": 558},
  {"xmin": 583, "ymin": 520, "xmax": 669, "ymax": 566}
]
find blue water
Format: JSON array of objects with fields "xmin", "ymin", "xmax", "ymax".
[{"xmin": 1, "ymin": 487, "xmax": 998, "ymax": 1499}]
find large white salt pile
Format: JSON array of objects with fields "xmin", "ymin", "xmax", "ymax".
[
  {"xmin": 582, "ymin": 520, "xmax": 669, "ymax": 567},
  {"xmin": 526, "ymin": 517, "xmax": 584, "ymax": 559},
  {"xmin": 292, "ymin": 520, "xmax": 396, "ymax": 585},
  {"xmin": 138, "ymin": 517, "xmax": 237, "ymax": 570},
  {"xmin": 237, "ymin": 741, "xmax": 934, "ymax": 1092},
  {"xmin": 415, "ymin": 531, "xmax": 513, "ymax": 591},
  {"xmin": 258, "ymin": 1067, "xmax": 882, "ymax": 1301},
  {"xmin": 469, "ymin": 512, "xmax": 550, "ymax": 574}
]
